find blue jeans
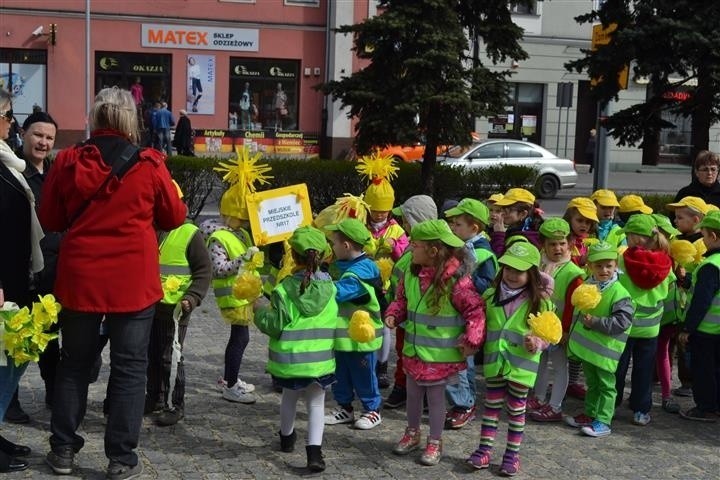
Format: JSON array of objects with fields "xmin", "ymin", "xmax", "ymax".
[
  {"xmin": 445, "ymin": 356, "xmax": 476, "ymax": 410},
  {"xmin": 0, "ymin": 361, "xmax": 28, "ymax": 419},
  {"xmin": 615, "ymin": 336, "xmax": 658, "ymax": 414},
  {"xmin": 156, "ymin": 128, "xmax": 172, "ymax": 154},
  {"xmin": 50, "ymin": 306, "xmax": 154, "ymax": 467},
  {"xmin": 332, "ymin": 351, "xmax": 381, "ymax": 412}
]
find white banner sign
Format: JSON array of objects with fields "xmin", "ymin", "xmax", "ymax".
[{"xmin": 142, "ymin": 24, "xmax": 259, "ymax": 51}]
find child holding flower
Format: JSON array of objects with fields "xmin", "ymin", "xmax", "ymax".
[
  {"xmin": 466, "ymin": 241, "xmax": 555, "ymax": 476},
  {"xmin": 565, "ymin": 241, "xmax": 633, "ymax": 437}
]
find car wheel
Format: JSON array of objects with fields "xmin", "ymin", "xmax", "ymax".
[{"xmin": 536, "ymin": 174, "xmax": 560, "ymax": 199}]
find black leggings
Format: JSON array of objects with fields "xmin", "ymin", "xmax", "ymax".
[{"xmin": 224, "ymin": 325, "xmax": 249, "ymax": 386}]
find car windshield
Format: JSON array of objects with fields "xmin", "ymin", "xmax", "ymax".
[{"xmin": 443, "ymin": 144, "xmax": 477, "ymax": 158}]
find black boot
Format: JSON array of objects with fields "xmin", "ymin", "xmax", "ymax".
[
  {"xmin": 4, "ymin": 389, "xmax": 29, "ymax": 424},
  {"xmin": 279, "ymin": 430, "xmax": 296, "ymax": 453},
  {"xmin": 376, "ymin": 361, "xmax": 390, "ymax": 389},
  {"xmin": 306, "ymin": 445, "xmax": 325, "ymax": 472}
]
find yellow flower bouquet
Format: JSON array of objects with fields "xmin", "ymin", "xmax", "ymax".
[
  {"xmin": 375, "ymin": 257, "xmax": 394, "ymax": 286},
  {"xmin": 571, "ymin": 284, "xmax": 602, "ymax": 313},
  {"xmin": 348, "ymin": 310, "xmax": 376, "ymax": 343},
  {"xmin": 669, "ymin": 239, "xmax": 697, "ymax": 268},
  {"xmin": 2, "ymin": 295, "xmax": 61, "ymax": 367},
  {"xmin": 527, "ymin": 311, "xmax": 562, "ymax": 345}
]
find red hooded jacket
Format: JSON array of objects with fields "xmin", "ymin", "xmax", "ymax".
[
  {"xmin": 39, "ymin": 131, "xmax": 186, "ymax": 312},
  {"xmin": 622, "ymin": 246, "xmax": 672, "ymax": 290}
]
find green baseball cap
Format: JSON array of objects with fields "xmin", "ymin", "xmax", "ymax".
[
  {"xmin": 410, "ymin": 219, "xmax": 464, "ymax": 247},
  {"xmin": 325, "ymin": 218, "xmax": 371, "ymax": 246},
  {"xmin": 622, "ymin": 214, "xmax": 657, "ymax": 237},
  {"xmin": 444, "ymin": 198, "xmax": 490, "ymax": 225},
  {"xmin": 499, "ymin": 242, "xmax": 541, "ymax": 271},
  {"xmin": 587, "ymin": 241, "xmax": 618, "ymax": 262},
  {"xmin": 651, "ymin": 214, "xmax": 680, "ymax": 237},
  {"xmin": 289, "ymin": 226, "xmax": 328, "ymax": 254},
  {"xmin": 698, "ymin": 210, "xmax": 720, "ymax": 231},
  {"xmin": 538, "ymin": 217, "xmax": 570, "ymax": 240}
]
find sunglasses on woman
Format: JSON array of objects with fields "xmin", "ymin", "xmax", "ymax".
[{"xmin": 0, "ymin": 108, "xmax": 13, "ymax": 121}]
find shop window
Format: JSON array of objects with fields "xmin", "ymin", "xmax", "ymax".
[
  {"xmin": 229, "ymin": 58, "xmax": 299, "ymax": 131},
  {"xmin": 510, "ymin": 1, "xmax": 537, "ymax": 15},
  {"xmin": 95, "ymin": 52, "xmax": 172, "ymax": 107},
  {"xmin": 0, "ymin": 49, "xmax": 47, "ymax": 124},
  {"xmin": 488, "ymin": 82, "xmax": 544, "ymax": 145}
]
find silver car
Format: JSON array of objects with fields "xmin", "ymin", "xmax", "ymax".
[{"xmin": 438, "ymin": 139, "xmax": 578, "ymax": 199}]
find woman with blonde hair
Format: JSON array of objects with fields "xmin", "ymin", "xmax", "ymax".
[{"xmin": 39, "ymin": 87, "xmax": 186, "ymax": 478}]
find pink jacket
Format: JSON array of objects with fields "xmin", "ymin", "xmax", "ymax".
[
  {"xmin": 369, "ymin": 218, "xmax": 409, "ymax": 261},
  {"xmin": 386, "ymin": 257, "xmax": 486, "ymax": 382}
]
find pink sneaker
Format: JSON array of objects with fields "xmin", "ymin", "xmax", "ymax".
[
  {"xmin": 530, "ymin": 404, "xmax": 562, "ymax": 422},
  {"xmin": 566, "ymin": 383, "xmax": 587, "ymax": 400},
  {"xmin": 526, "ymin": 395, "xmax": 545, "ymax": 412}
]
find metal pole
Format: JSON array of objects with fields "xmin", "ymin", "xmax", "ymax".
[
  {"xmin": 556, "ymin": 107, "xmax": 561, "ymax": 154},
  {"xmin": 594, "ymin": 101, "xmax": 610, "ymax": 189},
  {"xmin": 564, "ymin": 104, "xmax": 570, "ymax": 157},
  {"xmin": 85, "ymin": 0, "xmax": 90, "ymax": 139}
]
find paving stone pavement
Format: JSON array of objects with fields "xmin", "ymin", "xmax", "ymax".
[{"xmin": 4, "ymin": 295, "xmax": 719, "ymax": 479}]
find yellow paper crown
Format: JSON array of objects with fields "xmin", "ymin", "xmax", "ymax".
[
  {"xmin": 357, "ymin": 152, "xmax": 398, "ymax": 211},
  {"xmin": 313, "ymin": 193, "xmax": 370, "ymax": 230},
  {"xmin": 215, "ymin": 146, "xmax": 273, "ymax": 219}
]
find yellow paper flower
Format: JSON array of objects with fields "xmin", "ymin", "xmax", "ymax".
[
  {"xmin": 571, "ymin": 284, "xmax": 602, "ymax": 313},
  {"xmin": 39, "ymin": 294, "xmax": 61, "ymax": 318},
  {"xmin": 313, "ymin": 194, "xmax": 370, "ymax": 229},
  {"xmin": 233, "ymin": 270, "xmax": 263, "ymax": 301},
  {"xmin": 527, "ymin": 311, "xmax": 562, "ymax": 345},
  {"xmin": 582, "ymin": 237, "xmax": 600, "ymax": 247},
  {"xmin": 375, "ymin": 257, "xmax": 394, "ymax": 285},
  {"xmin": 355, "ymin": 152, "xmax": 399, "ymax": 184},
  {"xmin": 348, "ymin": 310, "xmax": 376, "ymax": 343},
  {"xmin": 695, "ymin": 240, "xmax": 707, "ymax": 264},
  {"xmin": 164, "ymin": 275, "xmax": 182, "ymax": 293},
  {"xmin": 246, "ymin": 251, "xmax": 265, "ymax": 271},
  {"xmin": 6, "ymin": 307, "xmax": 30, "ymax": 331},
  {"xmin": 669, "ymin": 239, "xmax": 697, "ymax": 267},
  {"xmin": 4, "ymin": 331, "xmax": 22, "ymax": 351}
]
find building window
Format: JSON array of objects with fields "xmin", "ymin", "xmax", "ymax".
[
  {"xmin": 285, "ymin": 0, "xmax": 319, "ymax": 6},
  {"xmin": 510, "ymin": 1, "xmax": 536, "ymax": 15},
  {"xmin": 488, "ymin": 83, "xmax": 545, "ymax": 146},
  {"xmin": 229, "ymin": 58, "xmax": 299, "ymax": 131}
]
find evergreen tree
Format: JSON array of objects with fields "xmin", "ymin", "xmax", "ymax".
[
  {"xmin": 566, "ymin": 0, "xmax": 720, "ymax": 165},
  {"xmin": 318, "ymin": 0, "xmax": 529, "ymax": 193}
]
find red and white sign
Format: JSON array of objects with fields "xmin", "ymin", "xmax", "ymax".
[{"xmin": 141, "ymin": 24, "xmax": 259, "ymax": 52}]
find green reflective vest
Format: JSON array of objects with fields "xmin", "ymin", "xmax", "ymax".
[
  {"xmin": 402, "ymin": 272, "xmax": 465, "ymax": 363},
  {"xmin": 266, "ymin": 281, "xmax": 338, "ymax": 378},
  {"xmin": 568, "ymin": 281, "xmax": 631, "ymax": 373},
  {"xmin": 208, "ymin": 228, "xmax": 251, "ymax": 309},
  {"xmin": 474, "ymin": 247, "xmax": 499, "ymax": 272},
  {"xmin": 660, "ymin": 278, "xmax": 682, "ymax": 326},
  {"xmin": 335, "ymin": 272, "xmax": 383, "ymax": 352},
  {"xmin": 388, "ymin": 250, "xmax": 412, "ymax": 303},
  {"xmin": 483, "ymin": 289, "xmax": 554, "ymax": 387},
  {"xmin": 618, "ymin": 262, "xmax": 671, "ymax": 338},
  {"xmin": 548, "ymin": 261, "xmax": 585, "ymax": 319},
  {"xmin": 688, "ymin": 253, "xmax": 720, "ymax": 335},
  {"xmin": 159, "ymin": 223, "xmax": 198, "ymax": 304},
  {"xmin": 604, "ymin": 224, "xmax": 626, "ymax": 249}
]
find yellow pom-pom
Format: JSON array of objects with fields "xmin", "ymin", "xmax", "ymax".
[
  {"xmin": 375, "ymin": 257, "xmax": 394, "ymax": 285},
  {"xmin": 233, "ymin": 271, "xmax": 263, "ymax": 301},
  {"xmin": 571, "ymin": 284, "xmax": 602, "ymax": 313},
  {"xmin": 669, "ymin": 239, "xmax": 697, "ymax": 267},
  {"xmin": 348, "ymin": 310, "xmax": 376, "ymax": 343},
  {"xmin": 527, "ymin": 311, "xmax": 562, "ymax": 345}
]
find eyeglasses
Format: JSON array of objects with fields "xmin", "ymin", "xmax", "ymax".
[
  {"xmin": 697, "ymin": 166, "xmax": 719, "ymax": 173},
  {"xmin": 0, "ymin": 108, "xmax": 13, "ymax": 122}
]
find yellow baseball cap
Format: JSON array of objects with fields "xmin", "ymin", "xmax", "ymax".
[
  {"xmin": 590, "ymin": 189, "xmax": 620, "ymax": 207},
  {"xmin": 567, "ymin": 197, "xmax": 600, "ymax": 222},
  {"xmin": 666, "ymin": 196, "xmax": 709, "ymax": 215},
  {"xmin": 618, "ymin": 194, "xmax": 653, "ymax": 214},
  {"xmin": 494, "ymin": 188, "xmax": 535, "ymax": 206},
  {"xmin": 486, "ymin": 193, "xmax": 504, "ymax": 205}
]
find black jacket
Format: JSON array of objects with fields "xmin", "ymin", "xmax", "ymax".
[
  {"xmin": 674, "ymin": 178, "xmax": 720, "ymax": 209},
  {"xmin": 0, "ymin": 161, "xmax": 32, "ymax": 306}
]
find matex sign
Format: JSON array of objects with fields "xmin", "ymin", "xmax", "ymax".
[
  {"xmin": 246, "ymin": 184, "xmax": 313, "ymax": 245},
  {"xmin": 142, "ymin": 24, "xmax": 259, "ymax": 52}
]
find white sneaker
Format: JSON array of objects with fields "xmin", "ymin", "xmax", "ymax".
[
  {"xmin": 354, "ymin": 411, "xmax": 382, "ymax": 430},
  {"xmin": 324, "ymin": 406, "xmax": 354, "ymax": 425},
  {"xmin": 222, "ymin": 383, "xmax": 257, "ymax": 404},
  {"xmin": 216, "ymin": 376, "xmax": 255, "ymax": 393}
]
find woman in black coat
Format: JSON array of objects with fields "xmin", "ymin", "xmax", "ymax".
[
  {"xmin": 173, "ymin": 110, "xmax": 194, "ymax": 156},
  {"xmin": 673, "ymin": 150, "xmax": 720, "ymax": 208}
]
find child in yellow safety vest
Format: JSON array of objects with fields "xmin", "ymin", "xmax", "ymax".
[
  {"xmin": 253, "ymin": 226, "xmax": 338, "ymax": 472},
  {"xmin": 678, "ymin": 210, "xmax": 720, "ymax": 421},
  {"xmin": 465, "ymin": 240, "xmax": 553, "ymax": 476},
  {"xmin": 614, "ymin": 214, "xmax": 673, "ymax": 427},
  {"xmin": 147, "ymin": 220, "xmax": 211, "ymax": 426},
  {"xmin": 385, "ymin": 219, "xmax": 485, "ymax": 466},
  {"xmin": 564, "ymin": 241, "xmax": 633, "ymax": 437}
]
